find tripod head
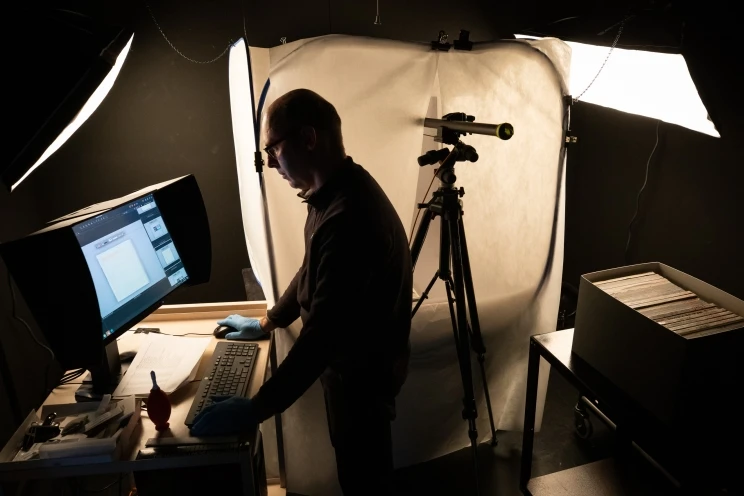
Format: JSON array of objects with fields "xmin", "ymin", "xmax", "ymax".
[
  {"xmin": 418, "ymin": 142, "xmax": 477, "ymax": 186},
  {"xmin": 418, "ymin": 143, "xmax": 478, "ymax": 167}
]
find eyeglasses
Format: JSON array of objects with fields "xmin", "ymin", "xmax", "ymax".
[{"xmin": 263, "ymin": 129, "xmax": 298, "ymax": 159}]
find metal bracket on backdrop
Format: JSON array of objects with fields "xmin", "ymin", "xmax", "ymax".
[
  {"xmin": 431, "ymin": 30, "xmax": 474, "ymax": 51},
  {"xmin": 563, "ymin": 95, "xmax": 577, "ymax": 145},
  {"xmin": 453, "ymin": 30, "xmax": 473, "ymax": 50},
  {"xmin": 431, "ymin": 30, "xmax": 451, "ymax": 51}
]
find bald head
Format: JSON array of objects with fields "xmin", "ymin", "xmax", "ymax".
[
  {"xmin": 263, "ymin": 89, "xmax": 348, "ymax": 192},
  {"xmin": 266, "ymin": 89, "xmax": 345, "ymax": 154}
]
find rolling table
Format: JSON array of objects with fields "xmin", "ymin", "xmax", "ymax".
[
  {"xmin": 520, "ymin": 329, "xmax": 682, "ymax": 496},
  {"xmin": 0, "ymin": 302, "xmax": 270, "ymax": 496}
]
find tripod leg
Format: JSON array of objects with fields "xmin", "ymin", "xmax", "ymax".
[
  {"xmin": 444, "ymin": 277, "xmax": 461, "ymax": 357},
  {"xmin": 412, "ymin": 271, "xmax": 439, "ymax": 318},
  {"xmin": 477, "ymin": 351, "xmax": 498, "ymax": 446},
  {"xmin": 447, "ymin": 212, "xmax": 481, "ymax": 495},
  {"xmin": 459, "ymin": 221, "xmax": 498, "ymax": 446},
  {"xmin": 410, "ymin": 210, "xmax": 434, "ymax": 271}
]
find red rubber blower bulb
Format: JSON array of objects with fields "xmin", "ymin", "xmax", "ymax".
[{"xmin": 147, "ymin": 370, "xmax": 172, "ymax": 431}]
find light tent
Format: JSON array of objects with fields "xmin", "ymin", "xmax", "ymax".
[{"xmin": 229, "ymin": 35, "xmax": 570, "ymax": 495}]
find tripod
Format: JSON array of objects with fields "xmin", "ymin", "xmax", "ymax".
[{"xmin": 410, "ymin": 139, "xmax": 498, "ymax": 495}]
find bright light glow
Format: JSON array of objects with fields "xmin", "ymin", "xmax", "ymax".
[
  {"xmin": 11, "ymin": 34, "xmax": 135, "ymax": 191},
  {"xmin": 228, "ymin": 38, "xmax": 274, "ymax": 300},
  {"xmin": 516, "ymin": 35, "xmax": 719, "ymax": 137}
]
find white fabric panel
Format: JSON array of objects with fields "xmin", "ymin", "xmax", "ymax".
[
  {"xmin": 264, "ymin": 35, "xmax": 439, "ymax": 496},
  {"xmin": 394, "ymin": 42, "xmax": 566, "ymax": 466},
  {"xmin": 228, "ymin": 40, "xmax": 275, "ymax": 307},
  {"xmin": 251, "ymin": 35, "xmax": 568, "ymax": 494},
  {"xmin": 230, "ymin": 41, "xmax": 284, "ymax": 483}
]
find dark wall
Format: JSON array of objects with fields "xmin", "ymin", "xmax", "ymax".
[
  {"xmin": 0, "ymin": 0, "xmax": 507, "ymax": 448},
  {"xmin": 564, "ymin": 103, "xmax": 744, "ymax": 299},
  {"xmin": 1, "ymin": 3, "xmax": 251, "ymax": 446},
  {"xmin": 0, "ymin": 186, "xmax": 61, "ymax": 455},
  {"xmin": 563, "ymin": 14, "xmax": 744, "ymax": 300},
  {"xmin": 6, "ymin": 3, "xmax": 251, "ymax": 305}
]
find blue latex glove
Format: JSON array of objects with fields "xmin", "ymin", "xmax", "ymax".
[
  {"xmin": 217, "ymin": 315, "xmax": 267, "ymax": 340},
  {"xmin": 190, "ymin": 395, "xmax": 256, "ymax": 436}
]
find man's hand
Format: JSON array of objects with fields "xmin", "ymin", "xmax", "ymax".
[
  {"xmin": 217, "ymin": 315, "xmax": 270, "ymax": 340},
  {"xmin": 190, "ymin": 396, "xmax": 256, "ymax": 436}
]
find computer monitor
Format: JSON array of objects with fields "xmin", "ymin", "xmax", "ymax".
[
  {"xmin": 73, "ymin": 195, "xmax": 189, "ymax": 342},
  {"xmin": 0, "ymin": 175, "xmax": 211, "ymax": 400}
]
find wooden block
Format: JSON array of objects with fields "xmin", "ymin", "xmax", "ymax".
[
  {"xmin": 684, "ymin": 321, "xmax": 744, "ymax": 339},
  {"xmin": 656, "ymin": 307, "xmax": 730, "ymax": 327},
  {"xmin": 594, "ymin": 273, "xmax": 663, "ymax": 291},
  {"xmin": 638, "ymin": 299, "xmax": 715, "ymax": 320},
  {"xmin": 612, "ymin": 282, "xmax": 689, "ymax": 303},
  {"xmin": 626, "ymin": 292, "xmax": 696, "ymax": 310},
  {"xmin": 602, "ymin": 279, "xmax": 670, "ymax": 296},
  {"xmin": 671, "ymin": 314, "xmax": 744, "ymax": 335},
  {"xmin": 665, "ymin": 310, "xmax": 739, "ymax": 330},
  {"xmin": 594, "ymin": 272, "xmax": 658, "ymax": 286}
]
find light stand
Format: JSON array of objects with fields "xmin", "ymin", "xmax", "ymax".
[{"xmin": 411, "ymin": 113, "xmax": 512, "ymax": 495}]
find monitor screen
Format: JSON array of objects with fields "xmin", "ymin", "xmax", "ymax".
[{"xmin": 73, "ymin": 195, "xmax": 188, "ymax": 339}]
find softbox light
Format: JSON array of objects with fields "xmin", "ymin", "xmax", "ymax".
[
  {"xmin": 517, "ymin": 35, "xmax": 719, "ymax": 137},
  {"xmin": 3, "ymin": 28, "xmax": 134, "ymax": 192},
  {"xmin": 227, "ymin": 38, "xmax": 277, "ymax": 308}
]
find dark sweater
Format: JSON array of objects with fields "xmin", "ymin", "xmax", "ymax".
[{"xmin": 252, "ymin": 158, "xmax": 413, "ymax": 422}]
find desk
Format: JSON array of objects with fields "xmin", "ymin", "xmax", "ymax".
[
  {"xmin": 519, "ymin": 329, "xmax": 680, "ymax": 496},
  {"xmin": 0, "ymin": 302, "xmax": 269, "ymax": 495}
]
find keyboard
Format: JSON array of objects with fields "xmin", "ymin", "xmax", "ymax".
[{"xmin": 184, "ymin": 341, "xmax": 258, "ymax": 426}]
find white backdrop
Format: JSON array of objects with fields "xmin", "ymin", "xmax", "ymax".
[{"xmin": 231, "ymin": 35, "xmax": 569, "ymax": 495}]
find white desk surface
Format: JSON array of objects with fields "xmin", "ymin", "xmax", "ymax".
[{"xmin": 2, "ymin": 302, "xmax": 269, "ymax": 479}]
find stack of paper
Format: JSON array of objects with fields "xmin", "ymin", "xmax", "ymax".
[
  {"xmin": 113, "ymin": 334, "xmax": 210, "ymax": 397},
  {"xmin": 595, "ymin": 272, "xmax": 744, "ymax": 338}
]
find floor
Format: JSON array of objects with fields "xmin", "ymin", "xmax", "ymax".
[
  {"xmin": 269, "ymin": 368, "xmax": 638, "ymax": 496},
  {"xmin": 4, "ymin": 367, "xmax": 667, "ymax": 496},
  {"xmin": 391, "ymin": 368, "xmax": 617, "ymax": 496}
]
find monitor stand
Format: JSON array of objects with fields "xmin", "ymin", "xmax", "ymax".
[{"xmin": 75, "ymin": 340, "xmax": 127, "ymax": 402}]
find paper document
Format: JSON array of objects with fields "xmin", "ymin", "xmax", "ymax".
[
  {"xmin": 113, "ymin": 334, "xmax": 210, "ymax": 397},
  {"xmin": 97, "ymin": 239, "xmax": 149, "ymax": 302}
]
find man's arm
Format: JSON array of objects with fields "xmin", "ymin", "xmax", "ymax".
[
  {"xmin": 265, "ymin": 269, "xmax": 302, "ymax": 329},
  {"xmin": 251, "ymin": 217, "xmax": 376, "ymax": 422}
]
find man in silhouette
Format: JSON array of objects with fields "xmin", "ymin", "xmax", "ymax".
[{"xmin": 193, "ymin": 89, "xmax": 412, "ymax": 494}]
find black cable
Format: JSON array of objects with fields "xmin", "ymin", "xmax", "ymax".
[
  {"xmin": 61, "ymin": 367, "xmax": 85, "ymax": 378},
  {"xmin": 519, "ymin": 15, "xmax": 581, "ymax": 34},
  {"xmin": 77, "ymin": 474, "xmax": 122, "ymax": 493},
  {"xmin": 160, "ymin": 332, "xmax": 213, "ymax": 337},
  {"xmin": 573, "ymin": 15, "xmax": 631, "ymax": 103},
  {"xmin": 8, "ymin": 271, "xmax": 54, "ymax": 398},
  {"xmin": 409, "ymin": 169, "xmax": 438, "ymax": 248},
  {"xmin": 7, "ymin": 272, "xmax": 55, "ymax": 360},
  {"xmin": 59, "ymin": 368, "xmax": 86, "ymax": 385},
  {"xmin": 625, "ymin": 120, "xmax": 661, "ymax": 264}
]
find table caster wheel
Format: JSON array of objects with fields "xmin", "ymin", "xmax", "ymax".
[{"xmin": 574, "ymin": 404, "xmax": 593, "ymax": 440}]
